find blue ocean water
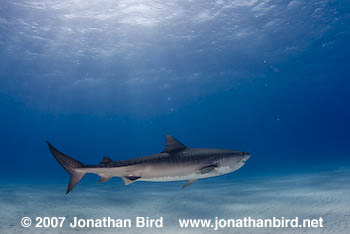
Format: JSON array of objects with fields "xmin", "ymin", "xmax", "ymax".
[{"xmin": 0, "ymin": 0, "xmax": 349, "ymax": 233}]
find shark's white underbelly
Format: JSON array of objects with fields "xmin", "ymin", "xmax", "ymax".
[
  {"xmin": 80, "ymin": 163, "xmax": 244, "ymax": 182},
  {"xmin": 139, "ymin": 165, "xmax": 240, "ymax": 182},
  {"xmin": 139, "ymin": 172, "xmax": 219, "ymax": 182}
]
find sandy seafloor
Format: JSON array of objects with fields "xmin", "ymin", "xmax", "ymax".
[{"xmin": 1, "ymin": 169, "xmax": 349, "ymax": 234}]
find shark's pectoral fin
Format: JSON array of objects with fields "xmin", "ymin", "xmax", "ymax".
[
  {"xmin": 121, "ymin": 176, "xmax": 141, "ymax": 186},
  {"xmin": 98, "ymin": 175, "xmax": 112, "ymax": 183},
  {"xmin": 199, "ymin": 164, "xmax": 218, "ymax": 174},
  {"xmin": 182, "ymin": 179, "xmax": 197, "ymax": 189}
]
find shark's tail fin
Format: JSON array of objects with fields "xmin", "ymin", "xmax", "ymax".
[{"xmin": 46, "ymin": 141, "xmax": 86, "ymax": 194}]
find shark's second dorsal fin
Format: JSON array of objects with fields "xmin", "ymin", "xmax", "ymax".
[
  {"xmin": 100, "ymin": 156, "xmax": 113, "ymax": 164},
  {"xmin": 163, "ymin": 135, "xmax": 187, "ymax": 153}
]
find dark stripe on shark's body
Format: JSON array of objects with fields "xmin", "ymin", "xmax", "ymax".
[{"xmin": 47, "ymin": 135, "xmax": 250, "ymax": 194}]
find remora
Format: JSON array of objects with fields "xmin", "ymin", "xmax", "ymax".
[{"xmin": 47, "ymin": 135, "xmax": 250, "ymax": 193}]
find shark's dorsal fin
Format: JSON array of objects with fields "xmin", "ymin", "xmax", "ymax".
[
  {"xmin": 163, "ymin": 135, "xmax": 187, "ymax": 153},
  {"xmin": 100, "ymin": 156, "xmax": 113, "ymax": 164}
]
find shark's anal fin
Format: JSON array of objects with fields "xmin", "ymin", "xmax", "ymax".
[
  {"xmin": 182, "ymin": 179, "xmax": 197, "ymax": 189},
  {"xmin": 100, "ymin": 156, "xmax": 113, "ymax": 164},
  {"xmin": 199, "ymin": 165, "xmax": 217, "ymax": 174},
  {"xmin": 98, "ymin": 174, "xmax": 112, "ymax": 183},
  {"xmin": 121, "ymin": 176, "xmax": 141, "ymax": 186},
  {"xmin": 163, "ymin": 135, "xmax": 187, "ymax": 153}
]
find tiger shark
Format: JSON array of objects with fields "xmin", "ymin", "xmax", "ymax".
[{"xmin": 47, "ymin": 135, "xmax": 250, "ymax": 194}]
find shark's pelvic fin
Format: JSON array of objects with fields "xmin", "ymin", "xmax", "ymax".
[
  {"xmin": 163, "ymin": 135, "xmax": 187, "ymax": 153},
  {"xmin": 46, "ymin": 141, "xmax": 86, "ymax": 194},
  {"xmin": 100, "ymin": 156, "xmax": 113, "ymax": 164},
  {"xmin": 182, "ymin": 179, "xmax": 197, "ymax": 189},
  {"xmin": 121, "ymin": 176, "xmax": 141, "ymax": 185},
  {"xmin": 98, "ymin": 174, "xmax": 112, "ymax": 183}
]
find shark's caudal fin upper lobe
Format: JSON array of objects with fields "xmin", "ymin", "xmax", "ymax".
[{"xmin": 46, "ymin": 141, "xmax": 86, "ymax": 194}]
